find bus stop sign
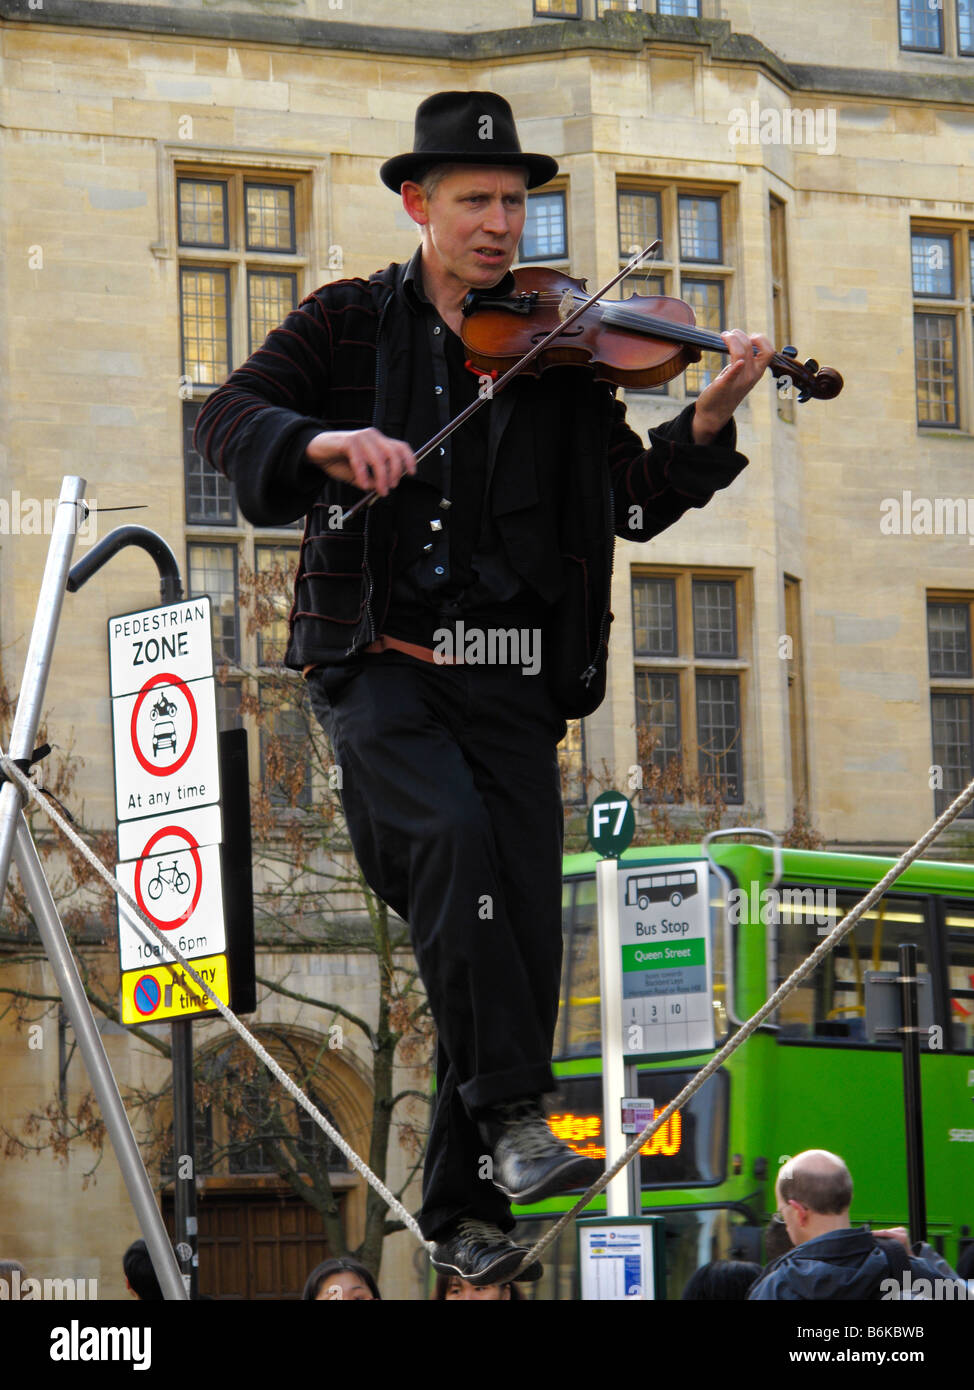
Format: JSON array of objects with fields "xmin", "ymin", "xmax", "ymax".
[{"xmin": 587, "ymin": 791, "xmax": 635, "ymax": 858}]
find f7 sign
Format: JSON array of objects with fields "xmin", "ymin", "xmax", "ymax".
[{"xmin": 587, "ymin": 791, "xmax": 636, "ymax": 858}]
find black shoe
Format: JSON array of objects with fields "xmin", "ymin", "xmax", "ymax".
[
  {"xmin": 481, "ymin": 1096, "xmax": 604, "ymax": 1206},
  {"xmin": 430, "ymin": 1219, "xmax": 543, "ymax": 1286}
]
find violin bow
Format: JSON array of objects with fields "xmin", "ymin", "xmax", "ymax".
[{"xmin": 338, "ymin": 241, "xmax": 662, "ymax": 523}]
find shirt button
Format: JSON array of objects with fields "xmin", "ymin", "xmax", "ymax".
[
  {"xmin": 439, "ymin": 446, "xmax": 445, "ymax": 455},
  {"xmin": 433, "ymin": 326, "xmax": 441, "ymax": 335},
  {"xmin": 434, "ymin": 565, "xmax": 445, "ymax": 575},
  {"xmin": 434, "ymin": 386, "xmax": 443, "ymax": 395}
]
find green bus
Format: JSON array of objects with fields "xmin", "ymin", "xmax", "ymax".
[{"xmin": 512, "ymin": 840, "xmax": 974, "ymax": 1299}]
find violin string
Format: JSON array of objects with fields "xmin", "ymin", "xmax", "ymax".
[
  {"xmin": 511, "ymin": 292, "xmax": 788, "ymax": 363},
  {"xmin": 516, "ymin": 293, "xmax": 729, "ymax": 353}
]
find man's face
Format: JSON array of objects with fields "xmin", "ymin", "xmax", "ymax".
[{"xmin": 411, "ymin": 165, "xmax": 528, "ymax": 292}]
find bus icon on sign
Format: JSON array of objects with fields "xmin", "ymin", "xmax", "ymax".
[{"xmin": 626, "ymin": 870, "xmax": 699, "ymax": 910}]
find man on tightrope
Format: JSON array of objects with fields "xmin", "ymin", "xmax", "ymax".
[{"xmin": 195, "ymin": 90, "xmax": 773, "ymax": 1286}]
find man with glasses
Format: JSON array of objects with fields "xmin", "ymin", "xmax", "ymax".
[{"xmin": 749, "ymin": 1149, "xmax": 965, "ymax": 1299}]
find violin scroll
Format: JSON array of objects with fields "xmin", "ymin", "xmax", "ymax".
[{"xmin": 772, "ymin": 346, "xmax": 843, "ymax": 403}]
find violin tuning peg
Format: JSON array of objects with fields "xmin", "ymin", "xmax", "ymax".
[
  {"xmin": 797, "ymin": 389, "xmax": 811, "ymax": 404},
  {"xmin": 781, "ymin": 345, "xmax": 798, "ymax": 358},
  {"xmin": 803, "ymin": 357, "xmax": 819, "ymax": 375}
]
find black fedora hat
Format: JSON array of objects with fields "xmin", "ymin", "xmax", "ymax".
[{"xmin": 380, "ymin": 91, "xmax": 558, "ymax": 192}]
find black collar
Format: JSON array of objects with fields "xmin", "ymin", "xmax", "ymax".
[{"xmin": 401, "ymin": 245, "xmax": 516, "ymax": 315}]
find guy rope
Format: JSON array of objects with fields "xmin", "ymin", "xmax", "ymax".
[{"xmin": 4, "ymin": 751, "xmax": 973, "ymax": 1279}]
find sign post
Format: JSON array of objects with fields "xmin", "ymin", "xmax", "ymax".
[
  {"xmin": 588, "ymin": 795, "xmax": 716, "ymax": 1222},
  {"xmin": 588, "ymin": 792, "xmax": 636, "ymax": 1218},
  {"xmin": 109, "ymin": 595, "xmax": 231, "ymax": 1298}
]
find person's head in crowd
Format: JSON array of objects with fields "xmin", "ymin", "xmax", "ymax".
[
  {"xmin": 433, "ymin": 1271, "xmax": 522, "ymax": 1300},
  {"xmin": 681, "ymin": 1259, "xmax": 762, "ymax": 1300},
  {"xmin": 764, "ymin": 1210, "xmax": 795, "ymax": 1264},
  {"xmin": 956, "ymin": 1241, "xmax": 974, "ymax": 1282},
  {"xmin": 302, "ymin": 1257, "xmax": 381, "ymax": 1301},
  {"xmin": 775, "ymin": 1149, "xmax": 853, "ymax": 1248},
  {"xmin": 0, "ymin": 1259, "xmax": 26, "ymax": 1295},
  {"xmin": 123, "ymin": 1239, "xmax": 163, "ymax": 1301}
]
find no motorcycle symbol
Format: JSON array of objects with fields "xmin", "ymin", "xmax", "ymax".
[{"xmin": 130, "ymin": 672, "xmax": 198, "ymax": 777}]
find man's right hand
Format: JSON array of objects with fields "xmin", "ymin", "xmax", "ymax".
[{"xmin": 305, "ymin": 428, "xmax": 417, "ymax": 497}]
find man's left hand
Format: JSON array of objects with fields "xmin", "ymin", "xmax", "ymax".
[{"xmin": 691, "ymin": 330, "xmax": 776, "ymax": 445}]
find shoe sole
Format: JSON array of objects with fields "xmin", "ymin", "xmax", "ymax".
[
  {"xmin": 430, "ymin": 1246, "xmax": 543, "ymax": 1286},
  {"xmin": 494, "ymin": 1155, "xmax": 604, "ymax": 1207}
]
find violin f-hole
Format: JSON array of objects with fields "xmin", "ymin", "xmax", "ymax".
[{"xmin": 531, "ymin": 325, "xmax": 584, "ymax": 344}]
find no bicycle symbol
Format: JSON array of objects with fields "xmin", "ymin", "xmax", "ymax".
[
  {"xmin": 133, "ymin": 824, "xmax": 203, "ymax": 930},
  {"xmin": 130, "ymin": 672, "xmax": 198, "ymax": 777}
]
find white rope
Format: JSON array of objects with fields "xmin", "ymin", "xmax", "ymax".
[
  {"xmin": 9, "ymin": 748, "xmax": 974, "ymax": 1283},
  {"xmin": 0, "ymin": 755, "xmax": 431, "ymax": 1250},
  {"xmin": 513, "ymin": 772, "xmax": 974, "ymax": 1275}
]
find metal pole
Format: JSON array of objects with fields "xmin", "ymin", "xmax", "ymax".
[
  {"xmin": 12, "ymin": 813, "xmax": 187, "ymax": 1299},
  {"xmin": 171, "ymin": 1019, "xmax": 199, "ymax": 1298},
  {"xmin": 596, "ymin": 858, "xmax": 631, "ymax": 1217},
  {"xmin": 0, "ymin": 477, "xmax": 87, "ymax": 914},
  {"xmin": 898, "ymin": 941, "xmax": 927, "ymax": 1244}
]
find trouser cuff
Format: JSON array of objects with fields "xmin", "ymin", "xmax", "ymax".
[{"xmin": 459, "ymin": 1063, "xmax": 556, "ymax": 1115}]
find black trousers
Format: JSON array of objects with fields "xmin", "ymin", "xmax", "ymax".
[{"xmin": 306, "ymin": 654, "xmax": 566, "ymax": 1240}]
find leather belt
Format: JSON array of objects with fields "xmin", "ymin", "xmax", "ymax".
[{"xmin": 364, "ymin": 634, "xmax": 460, "ymax": 664}]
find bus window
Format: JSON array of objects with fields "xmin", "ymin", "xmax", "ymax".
[
  {"xmin": 557, "ymin": 876, "xmax": 601, "ymax": 1058},
  {"xmin": 944, "ymin": 905, "xmax": 974, "ymax": 1052},
  {"xmin": 509, "ymin": 1220, "xmax": 578, "ymax": 1301},
  {"xmin": 655, "ymin": 1205, "xmax": 758, "ymax": 1300},
  {"xmin": 775, "ymin": 891, "xmax": 929, "ymax": 1044}
]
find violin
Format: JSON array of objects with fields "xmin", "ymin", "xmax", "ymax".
[
  {"xmin": 340, "ymin": 245, "xmax": 842, "ymax": 521},
  {"xmin": 461, "ymin": 265, "xmax": 843, "ymax": 403}
]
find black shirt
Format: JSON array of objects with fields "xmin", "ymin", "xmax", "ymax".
[{"xmin": 381, "ymin": 248, "xmax": 545, "ymax": 647}]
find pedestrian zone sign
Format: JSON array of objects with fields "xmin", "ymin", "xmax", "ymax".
[{"xmin": 108, "ymin": 599, "xmax": 228, "ymax": 1024}]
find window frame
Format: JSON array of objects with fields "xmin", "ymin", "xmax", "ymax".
[
  {"xmin": 518, "ymin": 186, "xmax": 569, "ymax": 264},
  {"xmin": 254, "ymin": 543, "xmax": 301, "ymax": 669},
  {"xmin": 910, "ymin": 222, "xmax": 973, "ymax": 432},
  {"xmin": 187, "ymin": 539, "xmax": 241, "ymax": 666},
  {"xmin": 533, "ymin": 0, "xmax": 581, "ymax": 17},
  {"xmin": 179, "ymin": 264, "xmax": 232, "ymax": 388},
  {"xmin": 898, "ymin": 0, "xmax": 974, "ymax": 56},
  {"xmin": 183, "ymin": 398, "xmax": 238, "ymax": 527},
  {"xmin": 632, "ymin": 568, "xmax": 751, "ymax": 806},
  {"xmin": 616, "ymin": 180, "xmax": 733, "ymax": 400},
  {"xmin": 928, "ymin": 592, "xmax": 974, "ymax": 819},
  {"xmin": 243, "ymin": 180, "xmax": 297, "ymax": 254},
  {"xmin": 898, "ymin": 0, "xmax": 945, "ymax": 53},
  {"xmin": 960, "ymin": 0, "xmax": 974, "ymax": 54},
  {"xmin": 247, "ymin": 269, "xmax": 299, "ymax": 356},
  {"xmin": 176, "ymin": 176, "xmax": 230, "ymax": 251}
]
